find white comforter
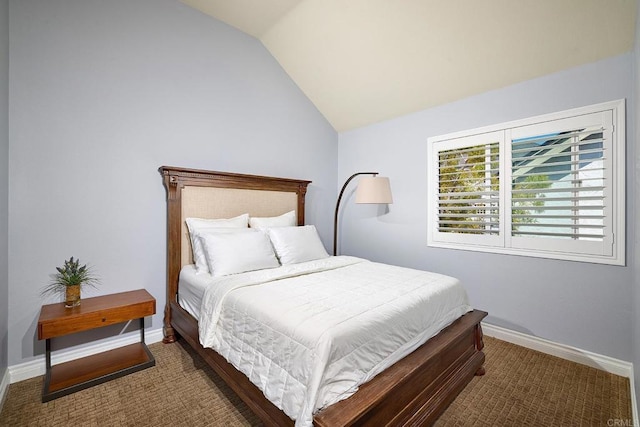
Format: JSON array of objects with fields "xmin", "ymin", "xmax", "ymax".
[{"xmin": 198, "ymin": 256, "xmax": 471, "ymax": 426}]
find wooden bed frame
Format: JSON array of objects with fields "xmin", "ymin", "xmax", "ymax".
[{"xmin": 159, "ymin": 165, "xmax": 487, "ymax": 426}]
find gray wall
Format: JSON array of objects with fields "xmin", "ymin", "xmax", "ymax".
[
  {"xmin": 338, "ymin": 54, "xmax": 635, "ymax": 362},
  {"xmin": 0, "ymin": 0, "xmax": 8, "ymax": 383},
  {"xmin": 7, "ymin": 0, "xmax": 337, "ymax": 366}
]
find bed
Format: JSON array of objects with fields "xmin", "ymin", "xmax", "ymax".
[{"xmin": 159, "ymin": 165, "xmax": 487, "ymax": 426}]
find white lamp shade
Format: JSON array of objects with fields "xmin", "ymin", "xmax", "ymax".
[{"xmin": 355, "ymin": 176, "xmax": 393, "ymax": 204}]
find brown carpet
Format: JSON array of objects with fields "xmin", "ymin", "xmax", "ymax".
[{"xmin": 0, "ymin": 336, "xmax": 631, "ymax": 426}]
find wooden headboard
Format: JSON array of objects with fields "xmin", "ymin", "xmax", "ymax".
[{"xmin": 159, "ymin": 166, "xmax": 311, "ymax": 336}]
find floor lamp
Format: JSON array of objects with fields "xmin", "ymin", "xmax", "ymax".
[{"xmin": 333, "ymin": 172, "xmax": 393, "ymax": 256}]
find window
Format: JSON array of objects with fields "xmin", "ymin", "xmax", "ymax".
[{"xmin": 427, "ymin": 100, "xmax": 625, "ymax": 265}]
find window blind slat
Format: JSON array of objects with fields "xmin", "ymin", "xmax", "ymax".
[
  {"xmin": 516, "ymin": 222, "xmax": 604, "ymax": 229},
  {"xmin": 440, "ymin": 221, "xmax": 498, "ymax": 227},
  {"xmin": 438, "ymin": 227, "xmax": 500, "ymax": 234},
  {"xmin": 438, "ymin": 168, "xmax": 500, "ymax": 178},
  {"xmin": 511, "ymin": 205, "xmax": 604, "ymax": 211},
  {"xmin": 511, "ymin": 128, "xmax": 604, "ymax": 145},
  {"xmin": 439, "ymin": 190, "xmax": 499, "ymax": 197},
  {"xmin": 511, "ymin": 214, "xmax": 605, "ymax": 220},
  {"xmin": 513, "ymin": 195, "xmax": 604, "ymax": 203},
  {"xmin": 511, "ymin": 166, "xmax": 604, "ymax": 180},
  {"xmin": 512, "ymin": 230, "xmax": 604, "ymax": 239},
  {"xmin": 439, "ymin": 213, "xmax": 500, "ymax": 218},
  {"xmin": 512, "ymin": 157, "xmax": 606, "ymax": 171},
  {"xmin": 512, "ymin": 186, "xmax": 605, "ymax": 195},
  {"xmin": 513, "ymin": 147, "xmax": 604, "ymax": 163},
  {"xmin": 511, "ymin": 138, "xmax": 605, "ymax": 154}
]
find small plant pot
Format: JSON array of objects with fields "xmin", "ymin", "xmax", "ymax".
[{"xmin": 65, "ymin": 284, "xmax": 81, "ymax": 308}]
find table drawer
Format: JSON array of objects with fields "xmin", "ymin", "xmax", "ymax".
[{"xmin": 38, "ymin": 299, "xmax": 155, "ymax": 339}]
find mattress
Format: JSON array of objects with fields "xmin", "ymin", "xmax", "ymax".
[
  {"xmin": 178, "ymin": 264, "xmax": 210, "ymax": 319},
  {"xmin": 182, "ymin": 256, "xmax": 472, "ymax": 427}
]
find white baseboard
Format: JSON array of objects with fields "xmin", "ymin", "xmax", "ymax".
[
  {"xmin": 630, "ymin": 366, "xmax": 639, "ymax": 427},
  {"xmin": 0, "ymin": 367, "xmax": 9, "ymax": 413},
  {"xmin": 8, "ymin": 328, "xmax": 164, "ymax": 384},
  {"xmin": 483, "ymin": 322, "xmax": 638, "ymax": 425},
  {"xmin": 482, "ymin": 323, "xmax": 632, "ymax": 375}
]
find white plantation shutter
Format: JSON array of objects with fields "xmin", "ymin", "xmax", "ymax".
[
  {"xmin": 427, "ymin": 100, "xmax": 624, "ymax": 265},
  {"xmin": 429, "ymin": 131, "xmax": 504, "ymax": 247},
  {"xmin": 507, "ymin": 112, "xmax": 615, "ymax": 258},
  {"xmin": 438, "ymin": 143, "xmax": 500, "ymax": 234}
]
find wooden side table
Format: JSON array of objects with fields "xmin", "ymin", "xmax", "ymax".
[{"xmin": 37, "ymin": 289, "xmax": 156, "ymax": 402}]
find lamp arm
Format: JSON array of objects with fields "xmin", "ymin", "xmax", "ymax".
[{"xmin": 333, "ymin": 172, "xmax": 378, "ymax": 256}]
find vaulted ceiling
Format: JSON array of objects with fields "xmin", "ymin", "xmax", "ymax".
[{"xmin": 181, "ymin": 0, "xmax": 637, "ymax": 132}]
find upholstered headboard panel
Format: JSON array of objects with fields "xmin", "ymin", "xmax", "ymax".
[{"xmin": 180, "ymin": 186, "xmax": 298, "ymax": 267}]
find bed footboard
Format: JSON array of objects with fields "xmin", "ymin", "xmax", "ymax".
[
  {"xmin": 168, "ymin": 305, "xmax": 486, "ymax": 427},
  {"xmin": 314, "ymin": 309, "xmax": 487, "ymax": 427}
]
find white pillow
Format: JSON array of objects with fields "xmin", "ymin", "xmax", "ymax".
[
  {"xmin": 186, "ymin": 214, "xmax": 248, "ymax": 232},
  {"xmin": 249, "ymin": 210, "xmax": 296, "ymax": 229},
  {"xmin": 191, "ymin": 228, "xmax": 255, "ymax": 274},
  {"xmin": 199, "ymin": 231, "xmax": 280, "ymax": 277},
  {"xmin": 268, "ymin": 225, "xmax": 329, "ymax": 265},
  {"xmin": 185, "ymin": 214, "xmax": 249, "ymax": 274}
]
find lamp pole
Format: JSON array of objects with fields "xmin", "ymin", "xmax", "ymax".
[{"xmin": 333, "ymin": 172, "xmax": 378, "ymax": 256}]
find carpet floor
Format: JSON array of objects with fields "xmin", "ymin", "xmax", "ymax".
[{"xmin": 0, "ymin": 336, "xmax": 631, "ymax": 426}]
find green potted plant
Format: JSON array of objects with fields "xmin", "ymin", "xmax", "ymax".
[{"xmin": 41, "ymin": 257, "xmax": 100, "ymax": 307}]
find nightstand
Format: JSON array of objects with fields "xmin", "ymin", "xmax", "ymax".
[{"xmin": 37, "ymin": 289, "xmax": 156, "ymax": 402}]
